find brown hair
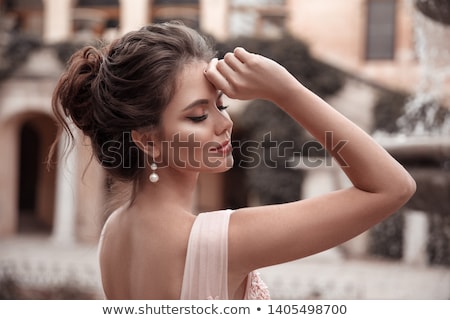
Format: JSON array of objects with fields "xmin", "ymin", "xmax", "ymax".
[{"xmin": 50, "ymin": 22, "xmax": 216, "ymax": 185}]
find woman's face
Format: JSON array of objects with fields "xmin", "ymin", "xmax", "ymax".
[{"xmin": 157, "ymin": 60, "xmax": 234, "ymax": 174}]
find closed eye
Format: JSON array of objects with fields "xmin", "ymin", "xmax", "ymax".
[
  {"xmin": 217, "ymin": 105, "xmax": 229, "ymax": 111},
  {"xmin": 187, "ymin": 114, "xmax": 208, "ymax": 122}
]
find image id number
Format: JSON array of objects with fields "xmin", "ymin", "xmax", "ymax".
[{"xmin": 268, "ymin": 304, "xmax": 347, "ymax": 315}]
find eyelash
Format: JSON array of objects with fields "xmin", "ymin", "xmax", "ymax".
[
  {"xmin": 188, "ymin": 105, "xmax": 229, "ymax": 122},
  {"xmin": 188, "ymin": 115, "xmax": 208, "ymax": 122}
]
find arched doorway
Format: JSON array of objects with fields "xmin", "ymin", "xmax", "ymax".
[
  {"xmin": 17, "ymin": 113, "xmax": 57, "ymax": 234},
  {"xmin": 18, "ymin": 121, "xmax": 41, "ymax": 232}
]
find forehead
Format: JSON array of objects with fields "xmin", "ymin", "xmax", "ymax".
[{"xmin": 169, "ymin": 60, "xmax": 215, "ymax": 106}]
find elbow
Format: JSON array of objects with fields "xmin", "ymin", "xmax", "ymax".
[
  {"xmin": 403, "ymin": 174, "xmax": 417, "ymax": 200},
  {"xmin": 390, "ymin": 174, "xmax": 417, "ymax": 210}
]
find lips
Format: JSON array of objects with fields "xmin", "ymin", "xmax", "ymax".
[{"xmin": 210, "ymin": 140, "xmax": 232, "ymax": 155}]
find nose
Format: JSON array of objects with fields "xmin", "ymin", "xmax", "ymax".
[{"xmin": 214, "ymin": 109, "xmax": 233, "ymax": 136}]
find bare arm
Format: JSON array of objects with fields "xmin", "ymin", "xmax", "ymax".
[{"xmin": 205, "ymin": 48, "xmax": 416, "ymax": 275}]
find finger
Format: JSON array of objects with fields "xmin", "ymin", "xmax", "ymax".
[
  {"xmin": 233, "ymin": 47, "xmax": 253, "ymax": 63},
  {"xmin": 204, "ymin": 59, "xmax": 231, "ymax": 92},
  {"xmin": 205, "ymin": 57, "xmax": 218, "ymax": 73},
  {"xmin": 216, "ymin": 58, "xmax": 236, "ymax": 80},
  {"xmin": 223, "ymin": 52, "xmax": 243, "ymax": 72}
]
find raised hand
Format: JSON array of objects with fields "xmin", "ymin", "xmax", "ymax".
[{"xmin": 204, "ymin": 47, "xmax": 298, "ymax": 103}]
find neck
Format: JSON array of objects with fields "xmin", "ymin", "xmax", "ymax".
[{"xmin": 133, "ymin": 167, "xmax": 199, "ymax": 215}]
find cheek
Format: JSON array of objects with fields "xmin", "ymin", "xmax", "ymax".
[
  {"xmin": 160, "ymin": 125, "xmax": 213, "ymax": 168},
  {"xmin": 164, "ymin": 125, "xmax": 211, "ymax": 150}
]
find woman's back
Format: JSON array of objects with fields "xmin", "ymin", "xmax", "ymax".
[{"xmin": 98, "ymin": 206, "xmax": 195, "ymax": 299}]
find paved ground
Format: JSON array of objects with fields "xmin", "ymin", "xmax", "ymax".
[
  {"xmin": 1, "ymin": 235, "xmax": 449, "ymax": 300},
  {"xmin": 0, "ymin": 235, "xmax": 103, "ymax": 298}
]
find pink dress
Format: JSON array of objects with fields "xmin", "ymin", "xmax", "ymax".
[{"xmin": 180, "ymin": 210, "xmax": 270, "ymax": 300}]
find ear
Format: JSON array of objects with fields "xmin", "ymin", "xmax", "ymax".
[{"xmin": 131, "ymin": 129, "xmax": 161, "ymax": 159}]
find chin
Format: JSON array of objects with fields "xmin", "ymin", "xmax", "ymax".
[{"xmin": 206, "ymin": 155, "xmax": 234, "ymax": 173}]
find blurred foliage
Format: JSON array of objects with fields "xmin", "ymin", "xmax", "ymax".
[
  {"xmin": 409, "ymin": 169, "xmax": 450, "ymax": 214},
  {"xmin": 0, "ymin": 15, "xmax": 96, "ymax": 81},
  {"xmin": 0, "ymin": 276, "xmax": 19, "ymax": 299},
  {"xmin": 372, "ymin": 90, "xmax": 409, "ymax": 133},
  {"xmin": 369, "ymin": 210, "xmax": 404, "ymax": 260},
  {"xmin": 402, "ymin": 100, "xmax": 450, "ymax": 133},
  {"xmin": 0, "ymin": 32, "xmax": 41, "ymax": 81},
  {"xmin": 215, "ymin": 35, "xmax": 345, "ymax": 205},
  {"xmin": 373, "ymin": 90, "xmax": 450, "ymax": 133},
  {"xmin": 415, "ymin": 0, "xmax": 450, "ymax": 25},
  {"xmin": 428, "ymin": 213, "xmax": 450, "ymax": 266},
  {"xmin": 410, "ymin": 169, "xmax": 450, "ymax": 266},
  {"xmin": 51, "ymin": 41, "xmax": 87, "ymax": 66},
  {"xmin": 235, "ymin": 100, "xmax": 309, "ymax": 205}
]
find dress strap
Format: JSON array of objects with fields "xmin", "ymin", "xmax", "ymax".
[{"xmin": 180, "ymin": 210, "xmax": 232, "ymax": 299}]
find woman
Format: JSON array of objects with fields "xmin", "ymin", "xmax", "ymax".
[{"xmin": 51, "ymin": 22, "xmax": 416, "ymax": 300}]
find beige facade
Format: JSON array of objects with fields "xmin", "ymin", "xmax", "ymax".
[{"xmin": 286, "ymin": 0, "xmax": 418, "ymax": 92}]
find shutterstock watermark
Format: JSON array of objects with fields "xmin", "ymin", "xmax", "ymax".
[
  {"xmin": 234, "ymin": 132, "xmax": 348, "ymax": 169},
  {"xmin": 99, "ymin": 131, "xmax": 348, "ymax": 170}
]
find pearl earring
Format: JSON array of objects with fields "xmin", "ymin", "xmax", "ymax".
[{"xmin": 149, "ymin": 162, "xmax": 159, "ymax": 183}]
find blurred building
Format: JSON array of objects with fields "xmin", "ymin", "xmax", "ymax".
[{"xmin": 0, "ymin": 0, "xmax": 442, "ymax": 248}]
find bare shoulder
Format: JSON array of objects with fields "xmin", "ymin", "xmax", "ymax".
[{"xmin": 98, "ymin": 205, "xmax": 127, "ymax": 251}]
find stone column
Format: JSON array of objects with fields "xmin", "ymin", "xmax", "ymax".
[
  {"xmin": 200, "ymin": 0, "xmax": 229, "ymax": 41},
  {"xmin": 403, "ymin": 209, "xmax": 429, "ymax": 266},
  {"xmin": 0, "ymin": 124, "xmax": 19, "ymax": 236},
  {"xmin": 119, "ymin": 0, "xmax": 150, "ymax": 35},
  {"xmin": 52, "ymin": 129, "xmax": 77, "ymax": 245},
  {"xmin": 43, "ymin": 0, "xmax": 74, "ymax": 43}
]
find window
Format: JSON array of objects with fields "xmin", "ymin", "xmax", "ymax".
[
  {"xmin": 77, "ymin": 0, "xmax": 118, "ymax": 6},
  {"xmin": 5, "ymin": 0, "xmax": 42, "ymax": 10},
  {"xmin": 152, "ymin": 0, "xmax": 200, "ymax": 30},
  {"xmin": 366, "ymin": 0, "xmax": 397, "ymax": 60},
  {"xmin": 3, "ymin": 0, "xmax": 43, "ymax": 36},
  {"xmin": 74, "ymin": 0, "xmax": 119, "ymax": 39},
  {"xmin": 154, "ymin": 0, "xmax": 198, "ymax": 4},
  {"xmin": 229, "ymin": 0, "xmax": 286, "ymax": 38}
]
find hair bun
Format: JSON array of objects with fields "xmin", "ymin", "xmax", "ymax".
[{"xmin": 56, "ymin": 46, "xmax": 105, "ymax": 134}]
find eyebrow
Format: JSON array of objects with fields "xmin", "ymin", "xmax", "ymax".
[
  {"xmin": 182, "ymin": 99, "xmax": 209, "ymax": 111},
  {"xmin": 182, "ymin": 92, "xmax": 224, "ymax": 111}
]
